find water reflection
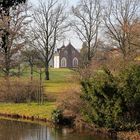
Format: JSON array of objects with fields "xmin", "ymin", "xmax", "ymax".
[{"xmin": 0, "ymin": 119, "xmax": 111, "ymax": 140}]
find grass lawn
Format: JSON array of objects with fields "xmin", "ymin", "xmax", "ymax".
[
  {"xmin": 0, "ymin": 102, "xmax": 56, "ymax": 120},
  {"xmin": 44, "ymin": 68, "xmax": 77, "ymax": 97},
  {"xmin": 0, "ymin": 68, "xmax": 79, "ymax": 120},
  {"xmin": 21, "ymin": 68, "xmax": 79, "ymax": 99},
  {"xmin": 1, "ymin": 67, "xmax": 78, "ymax": 96}
]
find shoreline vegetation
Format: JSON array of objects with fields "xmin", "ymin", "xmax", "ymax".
[
  {"xmin": 0, "ymin": 68, "xmax": 79, "ymax": 124},
  {"xmin": 0, "ymin": 68, "xmax": 140, "ymax": 140},
  {"xmin": 0, "ymin": 69, "xmax": 74, "ymax": 126},
  {"xmin": 0, "ymin": 103, "xmax": 56, "ymax": 123},
  {"xmin": 0, "ymin": 110, "xmax": 140, "ymax": 140}
]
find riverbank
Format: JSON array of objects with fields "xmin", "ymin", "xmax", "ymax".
[
  {"xmin": 73, "ymin": 118, "xmax": 140, "ymax": 140},
  {"xmin": 0, "ymin": 102, "xmax": 56, "ymax": 123},
  {"xmin": 0, "ymin": 68, "xmax": 140, "ymax": 140},
  {"xmin": 0, "ymin": 105, "xmax": 139, "ymax": 140}
]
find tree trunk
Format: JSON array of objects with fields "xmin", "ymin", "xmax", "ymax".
[
  {"xmin": 88, "ymin": 41, "xmax": 91, "ymax": 62},
  {"xmin": 5, "ymin": 53, "xmax": 10, "ymax": 77},
  {"xmin": 30, "ymin": 65, "xmax": 33, "ymax": 81},
  {"xmin": 3, "ymin": 31, "xmax": 10, "ymax": 77},
  {"xmin": 45, "ymin": 62, "xmax": 49, "ymax": 80},
  {"xmin": 18, "ymin": 64, "xmax": 21, "ymax": 77}
]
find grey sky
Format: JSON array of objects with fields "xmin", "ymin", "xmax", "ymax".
[
  {"xmin": 28, "ymin": 0, "xmax": 82, "ymax": 49},
  {"xmin": 28, "ymin": 0, "xmax": 78, "ymax": 6}
]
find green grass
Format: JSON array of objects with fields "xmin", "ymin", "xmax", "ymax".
[
  {"xmin": 0, "ymin": 68, "xmax": 79, "ymax": 120},
  {"xmin": 0, "ymin": 102, "xmax": 56, "ymax": 119},
  {"xmin": 20, "ymin": 68, "xmax": 77, "ymax": 97},
  {"xmin": 23, "ymin": 67, "xmax": 73, "ymax": 81},
  {"xmin": 4, "ymin": 67, "xmax": 76, "ymax": 96},
  {"xmin": 44, "ymin": 68, "xmax": 75, "ymax": 95}
]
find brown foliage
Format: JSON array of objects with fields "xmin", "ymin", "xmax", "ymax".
[
  {"xmin": 57, "ymin": 74, "xmax": 83, "ymax": 118},
  {"xmin": 88, "ymin": 48, "xmax": 140, "ymax": 75},
  {"xmin": 0, "ymin": 78, "xmax": 40, "ymax": 103}
]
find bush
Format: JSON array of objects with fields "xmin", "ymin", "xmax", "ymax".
[
  {"xmin": 81, "ymin": 68, "xmax": 124, "ymax": 129},
  {"xmin": 51, "ymin": 109, "xmax": 63, "ymax": 124},
  {"xmin": 118, "ymin": 65, "xmax": 140, "ymax": 124},
  {"xmin": 0, "ymin": 78, "xmax": 42, "ymax": 103},
  {"xmin": 81, "ymin": 65, "xmax": 140, "ymax": 130},
  {"xmin": 57, "ymin": 84, "xmax": 82, "ymax": 116}
]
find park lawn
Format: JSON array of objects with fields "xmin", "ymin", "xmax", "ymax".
[
  {"xmin": 44, "ymin": 68, "xmax": 76, "ymax": 95},
  {"xmin": 21, "ymin": 67, "xmax": 74, "ymax": 80},
  {"xmin": 0, "ymin": 68, "xmax": 79, "ymax": 98},
  {"xmin": 0, "ymin": 68, "xmax": 79, "ymax": 119},
  {"xmin": 20, "ymin": 68, "xmax": 79, "ymax": 97},
  {"xmin": 0, "ymin": 102, "xmax": 56, "ymax": 119}
]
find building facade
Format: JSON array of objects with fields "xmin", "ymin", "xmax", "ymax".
[{"xmin": 53, "ymin": 43, "xmax": 80, "ymax": 68}]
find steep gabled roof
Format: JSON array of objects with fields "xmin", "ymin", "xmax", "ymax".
[{"xmin": 64, "ymin": 43, "xmax": 80, "ymax": 53}]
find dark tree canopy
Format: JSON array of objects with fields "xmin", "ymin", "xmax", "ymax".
[{"xmin": 0, "ymin": 0, "xmax": 26, "ymax": 8}]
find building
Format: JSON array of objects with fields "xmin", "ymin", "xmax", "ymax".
[{"xmin": 53, "ymin": 43, "xmax": 80, "ymax": 68}]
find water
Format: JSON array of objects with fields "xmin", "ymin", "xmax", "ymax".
[{"xmin": 0, "ymin": 119, "xmax": 112, "ymax": 140}]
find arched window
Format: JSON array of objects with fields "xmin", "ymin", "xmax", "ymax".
[
  {"xmin": 61, "ymin": 57, "xmax": 67, "ymax": 67},
  {"xmin": 73, "ymin": 57, "xmax": 78, "ymax": 67}
]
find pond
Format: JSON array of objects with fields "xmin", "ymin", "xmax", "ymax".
[{"xmin": 0, "ymin": 119, "xmax": 113, "ymax": 140}]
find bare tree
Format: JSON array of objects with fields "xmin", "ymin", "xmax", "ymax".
[
  {"xmin": 72, "ymin": 0, "xmax": 102, "ymax": 63},
  {"xmin": 21, "ymin": 48, "xmax": 41, "ymax": 80},
  {"xmin": 30, "ymin": 0, "xmax": 68, "ymax": 80},
  {"xmin": 104, "ymin": 0, "xmax": 140, "ymax": 59},
  {"xmin": 0, "ymin": 4, "xmax": 30, "ymax": 76}
]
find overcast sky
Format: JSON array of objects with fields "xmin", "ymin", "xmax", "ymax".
[
  {"xmin": 28, "ymin": 0, "xmax": 82, "ymax": 49},
  {"xmin": 28, "ymin": 0, "xmax": 78, "ymax": 6}
]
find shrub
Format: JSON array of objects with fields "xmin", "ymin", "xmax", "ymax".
[
  {"xmin": 0, "ymin": 78, "xmax": 42, "ymax": 103},
  {"xmin": 118, "ymin": 65, "xmax": 140, "ymax": 124},
  {"xmin": 51, "ymin": 109, "xmax": 63, "ymax": 124},
  {"xmin": 81, "ymin": 65, "xmax": 140, "ymax": 130},
  {"xmin": 57, "ymin": 84, "xmax": 82, "ymax": 116},
  {"xmin": 81, "ymin": 68, "xmax": 124, "ymax": 130}
]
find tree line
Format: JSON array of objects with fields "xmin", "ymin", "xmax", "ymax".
[{"xmin": 0, "ymin": 0, "xmax": 140, "ymax": 80}]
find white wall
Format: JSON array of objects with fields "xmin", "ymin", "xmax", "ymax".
[{"xmin": 54, "ymin": 55, "xmax": 60, "ymax": 68}]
